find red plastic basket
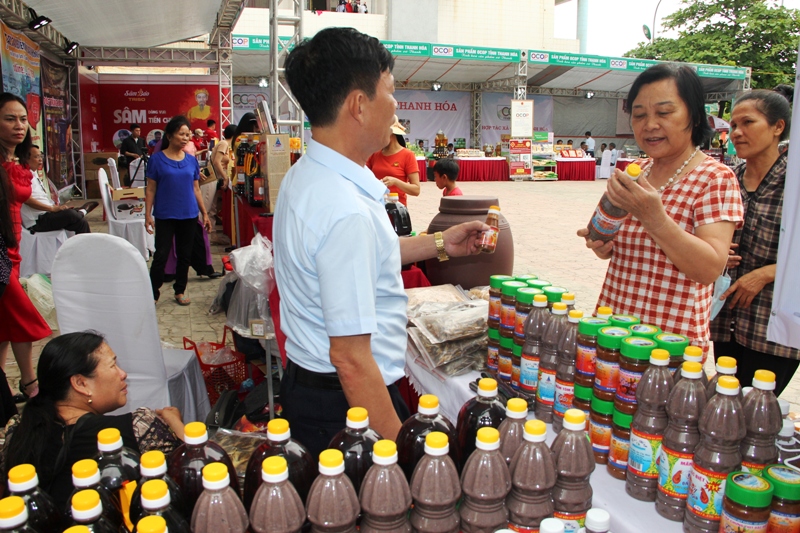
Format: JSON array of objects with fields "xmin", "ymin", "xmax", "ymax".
[{"xmin": 183, "ymin": 326, "xmax": 248, "ymax": 405}]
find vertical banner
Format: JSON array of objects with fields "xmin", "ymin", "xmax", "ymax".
[
  {"xmin": 41, "ymin": 58, "xmax": 73, "ymax": 188},
  {"xmin": 0, "ymin": 21, "xmax": 43, "ymax": 147},
  {"xmin": 481, "ymin": 93, "xmax": 553, "ymax": 147},
  {"xmin": 393, "ymin": 90, "xmax": 471, "ymax": 148},
  {"xmin": 79, "ymin": 68, "xmax": 103, "ymax": 153},
  {"xmin": 510, "ymin": 100, "xmax": 534, "ymax": 138}
]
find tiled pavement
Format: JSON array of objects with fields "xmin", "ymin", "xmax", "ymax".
[{"xmin": 7, "ymin": 178, "xmax": 800, "ymax": 412}]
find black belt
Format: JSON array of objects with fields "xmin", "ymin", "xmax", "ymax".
[{"xmin": 287, "ymin": 359, "xmax": 343, "ymax": 391}]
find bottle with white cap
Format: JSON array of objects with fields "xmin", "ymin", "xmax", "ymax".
[
  {"xmin": 396, "ymin": 394, "xmax": 459, "ymax": 480},
  {"xmin": 6, "ymin": 464, "xmax": 62, "ymax": 532},
  {"xmin": 359, "ymin": 440, "xmax": 411, "ymax": 533},
  {"xmin": 507, "ymin": 420, "xmax": 556, "ymax": 533},
  {"xmin": 306, "ymin": 450, "xmax": 359, "ymax": 533},
  {"xmin": 64, "ymin": 526, "xmax": 92, "ymax": 533},
  {"xmin": 66, "ymin": 459, "xmax": 123, "ymax": 530},
  {"xmin": 243, "ymin": 418, "xmax": 316, "ymax": 511},
  {"xmin": 705, "ymin": 356, "xmax": 738, "ymax": 400},
  {"xmin": 595, "ymin": 307, "xmax": 613, "ymax": 321},
  {"xmin": 94, "ymin": 427, "xmax": 140, "ymax": 500},
  {"xmin": 0, "ymin": 495, "xmax": 37, "ymax": 533},
  {"xmin": 167, "ymin": 422, "xmax": 240, "ymax": 515},
  {"xmin": 129, "ymin": 450, "xmax": 186, "ymax": 524},
  {"xmin": 69, "ymin": 489, "xmax": 118, "ymax": 533},
  {"xmin": 740, "ymin": 369, "xmax": 782, "ymax": 476},
  {"xmin": 249, "ymin": 456, "xmax": 305, "ymax": 533},
  {"xmin": 190, "ymin": 463, "xmax": 248, "ymax": 533},
  {"xmin": 684, "ymin": 376, "xmax": 746, "ymax": 533},
  {"xmin": 777, "ymin": 419, "xmax": 800, "ymax": 466},
  {"xmin": 536, "ymin": 302, "xmax": 569, "ymax": 423},
  {"xmin": 560, "ymin": 293, "xmax": 576, "ymax": 313},
  {"xmin": 583, "ymin": 508, "xmax": 610, "ymax": 533},
  {"xmin": 673, "ymin": 346, "xmax": 708, "ymax": 387},
  {"xmin": 409, "ymin": 432, "xmax": 461, "ymax": 533},
  {"xmin": 328, "ymin": 407, "xmax": 382, "ymax": 495},
  {"xmin": 539, "ymin": 517, "xmax": 565, "ymax": 533},
  {"xmin": 779, "ymin": 398, "xmax": 790, "ymax": 419},
  {"xmin": 497, "ymin": 398, "xmax": 529, "ymax": 466},
  {"xmin": 550, "ymin": 409, "xmax": 594, "ymax": 533},
  {"xmin": 135, "ymin": 515, "xmax": 168, "ymax": 533},
  {"xmin": 459, "ymin": 427, "xmax": 511, "ymax": 533},
  {"xmin": 553, "ymin": 309, "xmax": 583, "ymax": 433},
  {"xmin": 456, "ymin": 378, "xmax": 506, "ymax": 471},
  {"xmin": 138, "ymin": 479, "xmax": 190, "ymax": 533}
]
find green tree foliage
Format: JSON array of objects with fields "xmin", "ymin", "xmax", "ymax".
[{"xmin": 625, "ymin": 0, "xmax": 799, "ymax": 89}]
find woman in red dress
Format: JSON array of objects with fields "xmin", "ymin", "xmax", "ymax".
[{"xmin": 0, "ymin": 93, "xmax": 52, "ymax": 399}]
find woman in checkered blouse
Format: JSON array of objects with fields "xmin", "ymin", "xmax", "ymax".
[
  {"xmin": 711, "ymin": 90, "xmax": 798, "ymax": 395},
  {"xmin": 578, "ymin": 64, "xmax": 744, "ymax": 356}
]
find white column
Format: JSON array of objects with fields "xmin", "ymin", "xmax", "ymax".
[{"xmin": 577, "ymin": 0, "xmax": 590, "ymax": 54}]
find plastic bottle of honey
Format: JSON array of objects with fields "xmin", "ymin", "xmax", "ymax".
[
  {"xmin": 409, "ymin": 432, "xmax": 461, "ymax": 533},
  {"xmin": 359, "ymin": 440, "xmax": 412, "ymax": 533},
  {"xmin": 740, "ymin": 370, "xmax": 782, "ymax": 476},
  {"xmin": 520, "ymin": 294, "xmax": 549, "ymax": 397},
  {"xmin": 506, "ymin": 420, "xmax": 556, "ymax": 533},
  {"xmin": 539, "ymin": 518, "xmax": 564, "ymax": 533},
  {"xmin": 190, "ymin": 463, "xmax": 249, "ymax": 533},
  {"xmin": 497, "ymin": 398, "xmax": 528, "ymax": 466},
  {"xmin": 0, "ymin": 495, "xmax": 39, "ymax": 533},
  {"xmin": 536, "ymin": 302, "xmax": 569, "ymax": 423},
  {"xmin": 249, "ymin": 456, "xmax": 305, "ymax": 533},
  {"xmin": 551, "ymin": 410, "xmax": 595, "ymax": 533},
  {"xmin": 6, "ymin": 464, "xmax": 62, "ymax": 532},
  {"xmin": 396, "ymin": 394, "xmax": 459, "ymax": 480},
  {"xmin": 655, "ymin": 361, "xmax": 708, "ymax": 521},
  {"xmin": 777, "ymin": 419, "xmax": 800, "ymax": 466},
  {"xmin": 328, "ymin": 407, "xmax": 383, "ymax": 496},
  {"xmin": 553, "ymin": 310, "xmax": 583, "ymax": 433},
  {"xmin": 561, "ymin": 292, "xmax": 576, "ymax": 312},
  {"xmin": 479, "ymin": 206, "xmax": 501, "ymax": 253},
  {"xmin": 135, "ymin": 515, "xmax": 167, "ymax": 533},
  {"xmin": 459, "ymin": 427, "xmax": 511, "ymax": 533},
  {"xmin": 654, "ymin": 333, "xmax": 690, "ymax": 377},
  {"xmin": 585, "ymin": 163, "xmax": 641, "ymax": 242},
  {"xmin": 684, "ymin": 376, "xmax": 746, "ymax": 533},
  {"xmin": 457, "ymin": 378, "xmax": 506, "ymax": 471},
  {"xmin": 306, "ymin": 450, "xmax": 359, "ymax": 533},
  {"xmin": 584, "ymin": 508, "xmax": 611, "ymax": 533},
  {"xmin": 129, "ymin": 450, "xmax": 187, "ymax": 525}
]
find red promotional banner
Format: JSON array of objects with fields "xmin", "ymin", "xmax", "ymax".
[
  {"xmin": 79, "ymin": 69, "xmax": 103, "ymax": 153},
  {"xmin": 41, "ymin": 57, "xmax": 73, "ymax": 188},
  {"xmin": 98, "ymin": 83, "xmax": 219, "ymax": 151}
]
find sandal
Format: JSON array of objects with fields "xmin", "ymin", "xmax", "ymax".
[
  {"xmin": 14, "ymin": 379, "xmax": 38, "ymax": 403},
  {"xmin": 175, "ymin": 294, "xmax": 191, "ymax": 306}
]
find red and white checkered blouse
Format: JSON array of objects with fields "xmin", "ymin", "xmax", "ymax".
[{"xmin": 597, "ymin": 156, "xmax": 744, "ymax": 352}]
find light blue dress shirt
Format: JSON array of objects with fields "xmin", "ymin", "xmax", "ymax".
[{"xmin": 273, "ymin": 139, "xmax": 408, "ymax": 385}]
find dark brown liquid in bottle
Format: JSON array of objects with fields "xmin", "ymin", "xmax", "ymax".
[
  {"xmin": 740, "ymin": 386, "xmax": 782, "ymax": 474},
  {"xmin": 306, "ymin": 468, "xmax": 360, "ymax": 533},
  {"xmin": 550, "ymin": 420, "xmax": 595, "ymax": 530},
  {"xmin": 396, "ymin": 411, "xmax": 459, "ymax": 479},
  {"xmin": 359, "ymin": 460, "xmax": 412, "ymax": 533},
  {"xmin": 507, "ymin": 437, "xmax": 556, "ymax": 530},
  {"xmin": 243, "ymin": 436, "xmax": 317, "ymax": 511},
  {"xmin": 409, "ymin": 448, "xmax": 461, "ymax": 533},
  {"xmin": 455, "ymin": 393, "xmax": 506, "ymax": 471},
  {"xmin": 249, "ymin": 477, "xmax": 306, "ymax": 533},
  {"xmin": 459, "ymin": 444, "xmax": 511, "ymax": 533},
  {"xmin": 167, "ymin": 439, "xmax": 241, "ymax": 515},
  {"xmin": 328, "ymin": 425, "xmax": 382, "ymax": 496}
]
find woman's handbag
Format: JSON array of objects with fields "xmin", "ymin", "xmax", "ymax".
[{"xmin": 199, "ymin": 164, "xmax": 217, "ymax": 186}]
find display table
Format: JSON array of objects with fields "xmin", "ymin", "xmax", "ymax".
[
  {"xmin": 556, "ymin": 158, "xmax": 597, "ymax": 181},
  {"xmin": 616, "ymin": 158, "xmax": 635, "ymax": 171},
  {"xmin": 452, "ymin": 157, "xmax": 509, "ymax": 181},
  {"xmin": 416, "ymin": 157, "xmax": 428, "ymax": 179},
  {"xmin": 404, "ymin": 354, "xmax": 683, "ymax": 533}
]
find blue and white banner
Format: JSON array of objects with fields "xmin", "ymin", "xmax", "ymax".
[{"xmin": 480, "ymin": 93, "xmax": 554, "ymax": 146}]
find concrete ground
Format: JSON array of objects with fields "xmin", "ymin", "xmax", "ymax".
[{"xmin": 7, "ymin": 178, "xmax": 800, "ymax": 413}]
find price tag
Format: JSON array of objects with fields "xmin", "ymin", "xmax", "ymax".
[{"xmin": 249, "ymin": 319, "xmax": 266, "ymax": 338}]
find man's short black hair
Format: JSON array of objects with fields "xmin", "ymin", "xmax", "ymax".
[
  {"xmin": 434, "ymin": 158, "xmax": 459, "ymax": 181},
  {"xmin": 610, "ymin": 142, "xmax": 616, "ymax": 149},
  {"xmin": 207, "ymin": 119, "xmax": 216, "ymax": 127},
  {"xmin": 285, "ymin": 27, "xmax": 394, "ymax": 127},
  {"xmin": 585, "ymin": 131, "xmax": 591, "ymax": 136},
  {"xmin": 130, "ymin": 123, "xmax": 140, "ymax": 130}
]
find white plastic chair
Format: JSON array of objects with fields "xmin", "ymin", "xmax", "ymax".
[
  {"xmin": 599, "ymin": 150, "xmax": 613, "ymax": 179},
  {"xmin": 107, "ymin": 158, "xmax": 122, "ymax": 189},
  {"xmin": 51, "ymin": 233, "xmax": 211, "ymax": 421},
  {"xmin": 19, "ymin": 227, "xmax": 70, "ymax": 278},
  {"xmin": 98, "ymin": 168, "xmax": 152, "ymax": 260}
]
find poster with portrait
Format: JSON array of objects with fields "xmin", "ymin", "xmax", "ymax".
[
  {"xmin": 41, "ymin": 57, "xmax": 73, "ymax": 188},
  {"xmin": 0, "ymin": 21, "xmax": 43, "ymax": 147}
]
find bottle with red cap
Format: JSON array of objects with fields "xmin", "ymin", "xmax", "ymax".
[
  {"xmin": 409, "ymin": 432, "xmax": 461, "ymax": 533},
  {"xmin": 497, "ymin": 398, "xmax": 529, "ymax": 466},
  {"xmin": 506, "ymin": 420, "xmax": 556, "ymax": 533},
  {"xmin": 306, "ymin": 450, "xmax": 360, "ymax": 533},
  {"xmin": 328, "ymin": 407, "xmax": 383, "ymax": 495},
  {"xmin": 249, "ymin": 457, "xmax": 305, "ymax": 533},
  {"xmin": 0, "ymin": 495, "xmax": 40, "ymax": 533},
  {"xmin": 456, "ymin": 378, "xmax": 506, "ymax": 471},
  {"xmin": 359, "ymin": 440, "xmax": 411, "ymax": 533},
  {"xmin": 138, "ymin": 479, "xmax": 191, "ymax": 533},
  {"xmin": 66, "ymin": 459, "xmax": 123, "ymax": 531},
  {"xmin": 551, "ymin": 409, "xmax": 595, "ymax": 533},
  {"xmin": 129, "ymin": 450, "xmax": 187, "ymax": 524},
  {"xmin": 740, "ymin": 369, "xmax": 782, "ymax": 476},
  {"xmin": 459, "ymin": 427, "xmax": 511, "ymax": 533},
  {"xmin": 94, "ymin": 428, "xmax": 140, "ymax": 501},
  {"xmin": 191, "ymin": 463, "xmax": 248, "ymax": 533},
  {"xmin": 69, "ymin": 489, "xmax": 118, "ymax": 533},
  {"xmin": 6, "ymin": 464, "xmax": 62, "ymax": 532},
  {"xmin": 396, "ymin": 394, "xmax": 459, "ymax": 479}
]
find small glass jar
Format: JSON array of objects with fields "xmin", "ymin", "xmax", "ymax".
[
  {"xmin": 488, "ymin": 275, "xmax": 514, "ymax": 330},
  {"xmin": 576, "ymin": 317, "xmax": 610, "ymax": 388},
  {"xmin": 487, "ymin": 328, "xmax": 500, "ymax": 374},
  {"xmin": 573, "ymin": 384, "xmax": 593, "ymax": 429},
  {"xmin": 514, "ymin": 287, "xmax": 542, "ymax": 346},
  {"xmin": 526, "ymin": 279, "xmax": 551, "ymax": 291},
  {"xmin": 628, "ymin": 324, "xmax": 662, "ymax": 340},
  {"xmin": 593, "ymin": 327, "xmax": 631, "ymax": 402},
  {"xmin": 609, "ymin": 315, "xmax": 640, "ymax": 328},
  {"xmin": 590, "ymin": 396, "xmax": 614, "ymax": 464},
  {"xmin": 498, "ymin": 336, "xmax": 515, "ymax": 382},
  {"xmin": 763, "ymin": 464, "xmax": 800, "ymax": 532},
  {"xmin": 608, "ymin": 409, "xmax": 633, "ymax": 480},
  {"xmin": 542, "ymin": 286, "xmax": 567, "ymax": 310},
  {"xmin": 720, "ymin": 472, "xmax": 773, "ymax": 532},
  {"xmin": 655, "ymin": 332, "xmax": 690, "ymax": 378},
  {"xmin": 511, "ymin": 343, "xmax": 522, "ymax": 391},
  {"xmin": 614, "ymin": 337, "xmax": 656, "ymax": 415},
  {"xmin": 500, "ymin": 281, "xmax": 527, "ymax": 338}
]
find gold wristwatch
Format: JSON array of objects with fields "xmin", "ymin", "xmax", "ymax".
[{"xmin": 434, "ymin": 231, "xmax": 449, "ymax": 262}]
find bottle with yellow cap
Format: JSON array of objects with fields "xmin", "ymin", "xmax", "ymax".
[
  {"xmin": 64, "ymin": 526, "xmax": 92, "ymax": 533},
  {"xmin": 327, "ymin": 407, "xmax": 382, "ymax": 495},
  {"xmin": 190, "ymin": 462, "xmax": 248, "ymax": 533},
  {"xmin": 535, "ymin": 302, "xmax": 569, "ymax": 423},
  {"xmin": 5, "ymin": 464, "xmax": 62, "ymax": 532},
  {"xmin": 137, "ymin": 479, "xmax": 190, "ymax": 533},
  {"xmin": 460, "ymin": 427, "xmax": 511, "ymax": 533},
  {"xmin": 684, "ymin": 376, "xmax": 747, "ymax": 533},
  {"xmin": 595, "ymin": 307, "xmax": 613, "ymax": 321},
  {"xmin": 396, "ymin": 394, "xmax": 458, "ymax": 480},
  {"xmin": 705, "ymin": 356, "xmax": 738, "ymax": 400},
  {"xmin": 249, "ymin": 456, "xmax": 305, "ymax": 533},
  {"xmin": 560, "ymin": 292, "xmax": 576, "ymax": 313},
  {"xmin": 497, "ymin": 399, "xmax": 528, "ymax": 466},
  {"xmin": 69, "ymin": 489, "xmax": 117, "ymax": 532},
  {"xmin": 129, "ymin": 450, "xmax": 187, "ymax": 525},
  {"xmin": 94, "ymin": 427, "xmax": 140, "ymax": 502},
  {"xmin": 553, "ymin": 309, "xmax": 584, "ymax": 433},
  {"xmin": 456, "ymin": 378, "xmax": 506, "ymax": 471},
  {"xmin": 520, "ymin": 294, "xmax": 550, "ymax": 396},
  {"xmin": 655, "ymin": 361, "xmax": 708, "ymax": 521},
  {"xmin": 550, "ymin": 409, "xmax": 594, "ymax": 531},
  {"xmin": 167, "ymin": 422, "xmax": 240, "ymax": 514},
  {"xmin": 306, "ymin": 449, "xmax": 359, "ymax": 533},
  {"xmin": 0, "ymin": 495, "xmax": 36, "ymax": 533},
  {"xmin": 506, "ymin": 420, "xmax": 556, "ymax": 532},
  {"xmin": 243, "ymin": 418, "xmax": 315, "ymax": 511},
  {"xmin": 625, "ymin": 348, "xmax": 674, "ymax": 502},
  {"xmin": 585, "ymin": 162, "xmax": 642, "ymax": 242},
  {"xmin": 135, "ymin": 515, "xmax": 167, "ymax": 533},
  {"xmin": 410, "ymin": 432, "xmax": 461, "ymax": 533},
  {"xmin": 740, "ymin": 369, "xmax": 782, "ymax": 476},
  {"xmin": 673, "ymin": 346, "xmax": 708, "ymax": 387},
  {"xmin": 359, "ymin": 440, "xmax": 411, "ymax": 533},
  {"xmin": 66, "ymin": 459, "xmax": 124, "ymax": 531}
]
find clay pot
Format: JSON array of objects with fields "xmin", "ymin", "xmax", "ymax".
[{"xmin": 424, "ymin": 196, "xmax": 514, "ymax": 289}]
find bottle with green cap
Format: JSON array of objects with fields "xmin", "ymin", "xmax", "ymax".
[
  {"xmin": 0, "ymin": 495, "xmax": 36, "ymax": 533},
  {"xmin": 628, "ymin": 323, "xmax": 661, "ymax": 339},
  {"xmin": 609, "ymin": 315, "xmax": 640, "ymax": 329},
  {"xmin": 396, "ymin": 394, "xmax": 459, "ymax": 481},
  {"xmin": 457, "ymin": 378, "xmax": 506, "ymax": 471},
  {"xmin": 489, "ymin": 275, "xmax": 516, "ymax": 330},
  {"xmin": 740, "ymin": 370, "xmax": 782, "ymax": 476},
  {"xmin": 607, "ymin": 410, "xmax": 632, "ymax": 481},
  {"xmin": 460, "ymin": 428, "xmax": 511, "ymax": 533},
  {"xmin": 191, "ymin": 462, "xmax": 248, "ymax": 533},
  {"xmin": 536, "ymin": 302, "xmax": 569, "ymax": 423},
  {"xmin": 586, "ymin": 162, "xmax": 642, "ymax": 242},
  {"xmin": 527, "ymin": 279, "xmax": 551, "ymax": 291},
  {"xmin": 5, "ymin": 464, "xmax": 62, "ymax": 532},
  {"xmin": 497, "ymin": 399, "xmax": 529, "ymax": 466},
  {"xmin": 575, "ymin": 317, "xmax": 610, "ymax": 389},
  {"xmin": 551, "ymin": 410, "xmax": 595, "ymax": 532},
  {"xmin": 762, "ymin": 464, "xmax": 800, "ymax": 529},
  {"xmin": 718, "ymin": 472, "xmax": 773, "ymax": 532},
  {"xmin": 500, "ymin": 281, "xmax": 527, "ymax": 336},
  {"xmin": 589, "ymin": 396, "xmax": 614, "ymax": 465},
  {"xmin": 614, "ymin": 337, "xmax": 657, "ymax": 415},
  {"xmin": 328, "ymin": 407, "xmax": 383, "ymax": 495},
  {"xmin": 542, "ymin": 286, "xmax": 567, "ymax": 310},
  {"xmin": 654, "ymin": 333, "xmax": 690, "ymax": 377},
  {"xmin": 553, "ymin": 310, "xmax": 584, "ymax": 433},
  {"xmin": 409, "ymin": 432, "xmax": 461, "ymax": 533},
  {"xmin": 507, "ymin": 420, "xmax": 556, "ymax": 533},
  {"xmin": 498, "ymin": 337, "xmax": 515, "ymax": 383},
  {"xmin": 592, "ymin": 326, "xmax": 631, "ymax": 403},
  {"xmin": 359, "ymin": 440, "xmax": 411, "ymax": 533},
  {"xmin": 306, "ymin": 450, "xmax": 359, "ymax": 533},
  {"xmin": 520, "ymin": 294, "xmax": 549, "ymax": 396},
  {"xmin": 487, "ymin": 328, "xmax": 500, "ymax": 375},
  {"xmin": 515, "ymin": 274, "xmax": 538, "ymax": 283}
]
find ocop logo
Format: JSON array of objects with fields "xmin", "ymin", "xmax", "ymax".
[
  {"xmin": 432, "ymin": 46, "xmax": 453, "ymax": 57},
  {"xmin": 610, "ymin": 59, "xmax": 627, "ymax": 69},
  {"xmin": 529, "ymin": 52, "xmax": 549, "ymax": 62},
  {"xmin": 232, "ymin": 37, "xmax": 250, "ymax": 48}
]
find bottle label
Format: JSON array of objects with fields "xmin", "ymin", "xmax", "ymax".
[
  {"xmin": 594, "ymin": 358, "xmax": 620, "ymax": 392},
  {"xmin": 720, "ymin": 509, "xmax": 768, "ymax": 533},
  {"xmin": 589, "ymin": 202, "xmax": 626, "ymax": 237},
  {"xmin": 589, "ymin": 418, "xmax": 612, "ymax": 453},
  {"xmin": 575, "ymin": 343, "xmax": 597, "ymax": 376},
  {"xmin": 552, "ymin": 511, "xmax": 586, "ymax": 533},
  {"xmin": 553, "ymin": 378, "xmax": 574, "ymax": 415},
  {"xmin": 615, "ymin": 367, "xmax": 644, "ymax": 404},
  {"xmin": 768, "ymin": 509, "xmax": 800, "ymax": 533},
  {"xmin": 515, "ymin": 309, "xmax": 530, "ymax": 338},
  {"xmin": 536, "ymin": 368, "xmax": 556, "ymax": 406},
  {"xmin": 686, "ymin": 463, "xmax": 728, "ymax": 520},
  {"xmin": 489, "ymin": 294, "xmax": 502, "ymax": 321},
  {"xmin": 487, "ymin": 345, "xmax": 499, "ymax": 371},
  {"xmin": 501, "ymin": 303, "xmax": 516, "ymax": 330},
  {"xmin": 657, "ymin": 445, "xmax": 694, "ymax": 498},
  {"xmin": 740, "ymin": 460, "xmax": 766, "ymax": 477},
  {"xmin": 668, "ymin": 365, "xmax": 680, "ymax": 378},
  {"xmin": 508, "ymin": 523, "xmax": 539, "ymax": 533},
  {"xmin": 511, "ymin": 361, "xmax": 521, "ymax": 390},
  {"xmin": 609, "ymin": 432, "xmax": 630, "ymax": 470},
  {"xmin": 479, "ymin": 226, "xmax": 499, "ymax": 251},
  {"xmin": 628, "ymin": 428, "xmax": 662, "ymax": 479},
  {"xmin": 498, "ymin": 352, "xmax": 512, "ymax": 380},
  {"xmin": 520, "ymin": 354, "xmax": 539, "ymax": 393}
]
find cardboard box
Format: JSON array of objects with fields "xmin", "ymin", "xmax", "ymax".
[
  {"xmin": 262, "ymin": 134, "xmax": 291, "ymax": 213},
  {"xmin": 84, "ymin": 169, "xmax": 98, "ymax": 181},
  {"xmin": 84, "ymin": 152, "xmax": 118, "ymax": 173},
  {"xmin": 85, "ymin": 179, "xmax": 101, "ymax": 200},
  {"xmin": 110, "ymin": 187, "xmax": 146, "ymax": 220}
]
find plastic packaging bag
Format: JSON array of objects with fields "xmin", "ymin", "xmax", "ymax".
[
  {"xmin": 230, "ymin": 234, "xmax": 275, "ymax": 295},
  {"xmin": 211, "ymin": 428, "xmax": 268, "ymax": 478},
  {"xmin": 225, "ymin": 277, "xmax": 275, "ymax": 338},
  {"xmin": 20, "ymin": 274, "xmax": 58, "ymax": 330},
  {"xmin": 209, "ymin": 271, "xmax": 239, "ymax": 315},
  {"xmin": 408, "ymin": 327, "xmax": 487, "ymax": 367},
  {"xmin": 410, "ymin": 300, "xmax": 488, "ymax": 344}
]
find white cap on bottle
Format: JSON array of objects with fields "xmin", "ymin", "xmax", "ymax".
[
  {"xmin": 780, "ymin": 398, "xmax": 790, "ymax": 418},
  {"xmin": 780, "ymin": 419, "xmax": 796, "ymax": 438},
  {"xmin": 540, "ymin": 518, "xmax": 565, "ymax": 533},
  {"xmin": 742, "ymin": 387, "xmax": 753, "ymax": 398},
  {"xmin": 585, "ymin": 508, "xmax": 611, "ymax": 531}
]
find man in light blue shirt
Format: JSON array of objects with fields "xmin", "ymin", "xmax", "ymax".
[
  {"xmin": 274, "ymin": 28, "xmax": 487, "ymax": 455},
  {"xmin": 585, "ymin": 131, "xmax": 596, "ymax": 156}
]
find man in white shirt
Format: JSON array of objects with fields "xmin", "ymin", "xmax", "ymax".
[
  {"xmin": 585, "ymin": 131, "xmax": 596, "ymax": 156},
  {"xmin": 21, "ymin": 146, "xmax": 97, "ymax": 234},
  {"xmin": 609, "ymin": 142, "xmax": 619, "ymax": 166}
]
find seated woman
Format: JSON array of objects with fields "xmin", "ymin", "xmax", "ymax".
[{"xmin": 2, "ymin": 331, "xmax": 184, "ymax": 509}]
